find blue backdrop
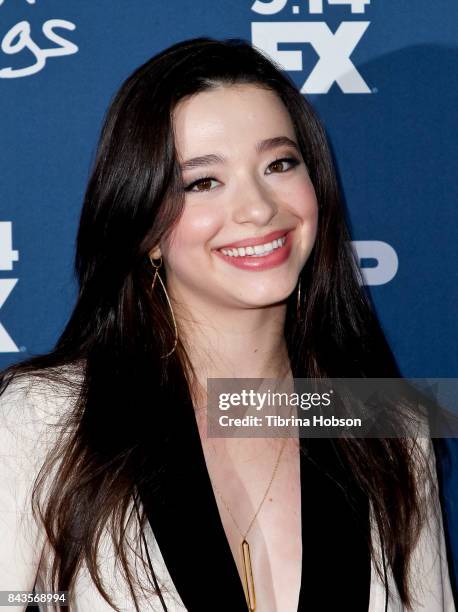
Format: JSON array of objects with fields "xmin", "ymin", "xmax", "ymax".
[{"xmin": 1, "ymin": 0, "xmax": 457, "ymax": 594}]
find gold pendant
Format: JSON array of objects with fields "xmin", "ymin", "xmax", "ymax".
[{"xmin": 241, "ymin": 538, "xmax": 256, "ymax": 611}]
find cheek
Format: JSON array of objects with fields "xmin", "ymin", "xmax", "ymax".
[
  {"xmin": 163, "ymin": 204, "xmax": 224, "ymax": 265},
  {"xmin": 287, "ymin": 177, "xmax": 319, "ymax": 254},
  {"xmin": 289, "ymin": 176, "xmax": 319, "ymax": 220}
]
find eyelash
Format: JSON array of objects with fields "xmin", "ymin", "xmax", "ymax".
[{"xmin": 183, "ymin": 156, "xmax": 301, "ymax": 193}]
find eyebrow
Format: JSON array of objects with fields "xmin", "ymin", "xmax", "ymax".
[{"xmin": 179, "ymin": 136, "xmax": 300, "ymax": 171}]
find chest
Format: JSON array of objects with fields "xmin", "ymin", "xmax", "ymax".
[{"xmin": 201, "ymin": 438, "xmax": 302, "ymax": 611}]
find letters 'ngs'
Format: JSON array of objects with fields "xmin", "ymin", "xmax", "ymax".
[{"xmin": 251, "ymin": 21, "xmax": 371, "ymax": 94}]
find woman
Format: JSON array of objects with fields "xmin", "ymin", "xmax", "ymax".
[{"xmin": 0, "ymin": 37, "xmax": 454, "ymax": 611}]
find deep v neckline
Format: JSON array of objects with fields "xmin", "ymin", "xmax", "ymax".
[{"xmin": 138, "ymin": 388, "xmax": 371, "ymax": 611}]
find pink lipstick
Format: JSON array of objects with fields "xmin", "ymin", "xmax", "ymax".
[{"xmin": 213, "ymin": 229, "xmax": 293, "ymax": 271}]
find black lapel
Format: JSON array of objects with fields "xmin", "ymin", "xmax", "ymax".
[
  {"xmin": 296, "ymin": 434, "xmax": 371, "ymax": 611},
  {"xmin": 138, "ymin": 390, "xmax": 248, "ymax": 611}
]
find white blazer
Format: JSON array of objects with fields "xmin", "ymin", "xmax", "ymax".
[{"xmin": 0, "ymin": 374, "xmax": 455, "ymax": 612}]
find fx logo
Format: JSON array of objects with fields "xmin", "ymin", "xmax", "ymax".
[
  {"xmin": 251, "ymin": 21, "xmax": 370, "ymax": 94},
  {"xmin": 0, "ymin": 222, "xmax": 19, "ymax": 352}
]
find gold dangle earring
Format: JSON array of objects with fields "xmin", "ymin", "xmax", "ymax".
[
  {"xmin": 150, "ymin": 255, "xmax": 178, "ymax": 358},
  {"xmin": 296, "ymin": 276, "xmax": 302, "ymax": 321}
]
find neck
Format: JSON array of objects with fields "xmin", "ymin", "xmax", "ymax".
[{"xmin": 171, "ymin": 291, "xmax": 292, "ymax": 412}]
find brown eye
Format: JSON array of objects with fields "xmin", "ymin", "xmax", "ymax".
[
  {"xmin": 184, "ymin": 177, "xmax": 218, "ymax": 192},
  {"xmin": 270, "ymin": 160, "xmax": 286, "ymax": 172},
  {"xmin": 266, "ymin": 156, "xmax": 300, "ymax": 174},
  {"xmin": 195, "ymin": 179, "xmax": 213, "ymax": 191}
]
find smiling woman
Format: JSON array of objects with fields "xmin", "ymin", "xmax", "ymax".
[
  {"xmin": 0, "ymin": 37, "xmax": 455, "ymax": 612},
  {"xmin": 150, "ymin": 84, "xmax": 318, "ymax": 314}
]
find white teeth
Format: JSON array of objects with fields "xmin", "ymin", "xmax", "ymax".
[{"xmin": 219, "ymin": 235, "xmax": 287, "ymax": 257}]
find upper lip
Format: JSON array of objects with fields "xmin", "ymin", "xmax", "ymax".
[{"xmin": 216, "ymin": 228, "xmax": 291, "ymax": 250}]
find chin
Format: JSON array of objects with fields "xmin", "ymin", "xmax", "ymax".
[{"xmin": 239, "ymin": 291, "xmax": 291, "ymax": 309}]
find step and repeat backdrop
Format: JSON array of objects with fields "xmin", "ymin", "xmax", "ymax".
[{"xmin": 1, "ymin": 0, "xmax": 457, "ymax": 588}]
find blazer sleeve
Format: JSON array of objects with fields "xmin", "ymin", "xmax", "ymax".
[
  {"xmin": 0, "ymin": 374, "xmax": 184, "ymax": 612},
  {"xmin": 0, "ymin": 377, "xmax": 58, "ymax": 611},
  {"xmin": 408, "ymin": 434, "xmax": 456, "ymax": 611},
  {"xmin": 369, "ymin": 432, "xmax": 457, "ymax": 611}
]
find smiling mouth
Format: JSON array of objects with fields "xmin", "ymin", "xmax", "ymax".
[{"xmin": 218, "ymin": 234, "xmax": 288, "ymax": 258}]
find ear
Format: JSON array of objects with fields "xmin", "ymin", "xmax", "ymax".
[{"xmin": 149, "ymin": 246, "xmax": 162, "ymax": 261}]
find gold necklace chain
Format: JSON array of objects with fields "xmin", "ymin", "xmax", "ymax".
[
  {"xmin": 209, "ymin": 437, "xmax": 288, "ymax": 611},
  {"xmin": 211, "ymin": 437, "xmax": 288, "ymax": 538}
]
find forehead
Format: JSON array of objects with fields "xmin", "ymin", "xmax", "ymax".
[{"xmin": 172, "ymin": 84, "xmax": 296, "ymax": 156}]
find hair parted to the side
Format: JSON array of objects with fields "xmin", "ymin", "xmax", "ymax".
[{"xmin": 0, "ymin": 37, "xmax": 435, "ymax": 610}]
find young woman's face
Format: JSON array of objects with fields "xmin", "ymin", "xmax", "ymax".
[{"xmin": 157, "ymin": 84, "xmax": 319, "ymax": 312}]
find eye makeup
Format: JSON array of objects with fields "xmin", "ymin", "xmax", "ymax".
[{"xmin": 183, "ymin": 155, "xmax": 302, "ymax": 193}]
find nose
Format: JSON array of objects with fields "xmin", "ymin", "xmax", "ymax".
[{"xmin": 231, "ymin": 173, "xmax": 278, "ymax": 227}]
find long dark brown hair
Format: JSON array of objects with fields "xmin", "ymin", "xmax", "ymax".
[{"xmin": 0, "ymin": 37, "xmax": 435, "ymax": 610}]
